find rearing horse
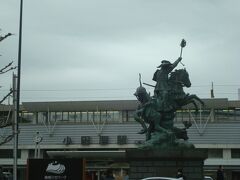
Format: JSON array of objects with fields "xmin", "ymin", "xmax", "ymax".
[{"xmin": 168, "ymin": 69, "xmax": 204, "ymax": 112}]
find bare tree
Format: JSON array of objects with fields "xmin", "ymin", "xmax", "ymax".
[{"xmin": 0, "ymin": 29, "xmax": 16, "ymax": 145}]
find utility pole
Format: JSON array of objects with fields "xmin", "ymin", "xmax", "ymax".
[
  {"xmin": 14, "ymin": 0, "xmax": 24, "ymax": 177},
  {"xmin": 12, "ymin": 74, "xmax": 18, "ymax": 180}
]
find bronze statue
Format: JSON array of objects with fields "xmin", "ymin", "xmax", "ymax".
[
  {"xmin": 134, "ymin": 75, "xmax": 171, "ymax": 141},
  {"xmin": 134, "ymin": 39, "xmax": 203, "ymax": 149}
]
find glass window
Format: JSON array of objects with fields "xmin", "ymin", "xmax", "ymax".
[
  {"xmin": 94, "ymin": 111, "xmax": 101, "ymax": 123},
  {"xmin": 69, "ymin": 112, "xmax": 76, "ymax": 122},
  {"xmin": 0, "ymin": 111, "xmax": 12, "ymax": 123},
  {"xmin": 0, "ymin": 149, "xmax": 21, "ymax": 158},
  {"xmin": 62, "ymin": 112, "xmax": 68, "ymax": 121},
  {"xmin": 55, "ymin": 112, "xmax": 62, "ymax": 121},
  {"xmin": 228, "ymin": 109, "xmax": 235, "ymax": 120},
  {"xmin": 88, "ymin": 112, "xmax": 94, "ymax": 122},
  {"xmin": 236, "ymin": 109, "xmax": 240, "ymax": 116},
  {"xmin": 105, "ymin": 111, "xmax": 112, "ymax": 122},
  {"xmin": 215, "ymin": 109, "xmax": 228, "ymax": 121},
  {"xmin": 106, "ymin": 111, "xmax": 122, "ymax": 122},
  {"xmin": 100, "ymin": 111, "xmax": 107, "ymax": 122},
  {"xmin": 50, "ymin": 112, "xmax": 56, "ymax": 123},
  {"xmin": 231, "ymin": 149, "xmax": 240, "ymax": 158},
  {"xmin": 114, "ymin": 111, "xmax": 122, "ymax": 122},
  {"xmin": 21, "ymin": 112, "xmax": 36, "ymax": 123},
  {"xmin": 38, "ymin": 112, "xmax": 48, "ymax": 123},
  {"xmin": 128, "ymin": 110, "xmax": 135, "ymax": 122},
  {"xmin": 122, "ymin": 111, "xmax": 127, "ymax": 122},
  {"xmin": 75, "ymin": 112, "xmax": 82, "ymax": 122},
  {"xmin": 82, "ymin": 112, "xmax": 88, "ymax": 122},
  {"xmin": 106, "ymin": 111, "xmax": 113, "ymax": 122},
  {"xmin": 208, "ymin": 149, "xmax": 223, "ymax": 158}
]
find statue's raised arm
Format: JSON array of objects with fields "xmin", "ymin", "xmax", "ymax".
[
  {"xmin": 170, "ymin": 57, "xmax": 182, "ymax": 71},
  {"xmin": 152, "ymin": 56, "xmax": 182, "ymax": 97}
]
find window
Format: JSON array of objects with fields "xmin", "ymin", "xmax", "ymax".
[
  {"xmin": 75, "ymin": 112, "xmax": 82, "ymax": 122},
  {"xmin": 122, "ymin": 111, "xmax": 127, "ymax": 122},
  {"xmin": 82, "ymin": 112, "xmax": 88, "ymax": 122},
  {"xmin": 99, "ymin": 136, "xmax": 109, "ymax": 145},
  {"xmin": 21, "ymin": 112, "xmax": 36, "ymax": 123},
  {"xmin": 62, "ymin": 112, "xmax": 68, "ymax": 121},
  {"xmin": 208, "ymin": 149, "xmax": 223, "ymax": 158},
  {"xmin": 0, "ymin": 149, "xmax": 21, "ymax": 158},
  {"xmin": 215, "ymin": 109, "xmax": 229, "ymax": 121},
  {"xmin": 55, "ymin": 112, "xmax": 62, "ymax": 121},
  {"xmin": 88, "ymin": 112, "xmax": 94, "ymax": 122},
  {"xmin": 128, "ymin": 111, "xmax": 135, "ymax": 122},
  {"xmin": 105, "ymin": 111, "xmax": 112, "ymax": 122},
  {"xmin": 117, "ymin": 135, "xmax": 127, "ymax": 144},
  {"xmin": 69, "ymin": 112, "xmax": 76, "ymax": 122},
  {"xmin": 38, "ymin": 112, "xmax": 48, "ymax": 123},
  {"xmin": 0, "ymin": 111, "xmax": 12, "ymax": 123},
  {"xmin": 106, "ymin": 111, "xmax": 122, "ymax": 122},
  {"xmin": 81, "ymin": 136, "xmax": 91, "ymax": 145},
  {"xmin": 100, "ymin": 111, "xmax": 107, "ymax": 122},
  {"xmin": 94, "ymin": 111, "xmax": 101, "ymax": 123},
  {"xmin": 231, "ymin": 149, "xmax": 240, "ymax": 158},
  {"xmin": 50, "ymin": 112, "xmax": 56, "ymax": 123}
]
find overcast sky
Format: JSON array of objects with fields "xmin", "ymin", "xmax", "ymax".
[{"xmin": 0, "ymin": 0, "xmax": 240, "ymax": 103}]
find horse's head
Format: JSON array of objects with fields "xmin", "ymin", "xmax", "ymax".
[{"xmin": 169, "ymin": 69, "xmax": 191, "ymax": 88}]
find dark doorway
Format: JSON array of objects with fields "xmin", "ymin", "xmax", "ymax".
[{"xmin": 232, "ymin": 171, "xmax": 240, "ymax": 180}]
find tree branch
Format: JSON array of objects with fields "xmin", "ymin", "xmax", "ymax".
[
  {"xmin": 0, "ymin": 33, "xmax": 13, "ymax": 42},
  {"xmin": 0, "ymin": 89, "xmax": 13, "ymax": 104},
  {"xmin": 0, "ymin": 61, "xmax": 17, "ymax": 74},
  {"xmin": 0, "ymin": 134, "xmax": 14, "ymax": 145}
]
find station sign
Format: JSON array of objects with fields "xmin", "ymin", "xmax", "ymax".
[{"xmin": 27, "ymin": 158, "xmax": 85, "ymax": 180}]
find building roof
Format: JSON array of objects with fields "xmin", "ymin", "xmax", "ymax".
[
  {"xmin": 22, "ymin": 100, "xmax": 139, "ymax": 112},
  {"xmin": 20, "ymin": 98, "xmax": 235, "ymax": 112}
]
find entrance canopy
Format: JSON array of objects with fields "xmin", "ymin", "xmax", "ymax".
[{"xmin": 46, "ymin": 150, "xmax": 126, "ymax": 159}]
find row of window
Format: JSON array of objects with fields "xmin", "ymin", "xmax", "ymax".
[
  {"xmin": 1, "ymin": 109, "xmax": 240, "ymax": 124},
  {"xmin": 22, "ymin": 111, "xmax": 133, "ymax": 124},
  {"xmin": 207, "ymin": 149, "xmax": 240, "ymax": 158}
]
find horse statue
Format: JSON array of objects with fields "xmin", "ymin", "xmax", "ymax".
[
  {"xmin": 133, "ymin": 68, "xmax": 203, "ymax": 149},
  {"xmin": 168, "ymin": 68, "xmax": 204, "ymax": 112}
]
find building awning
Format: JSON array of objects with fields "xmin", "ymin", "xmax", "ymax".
[{"xmin": 46, "ymin": 150, "xmax": 126, "ymax": 159}]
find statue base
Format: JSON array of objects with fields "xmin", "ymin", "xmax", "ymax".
[{"xmin": 126, "ymin": 149, "xmax": 207, "ymax": 180}]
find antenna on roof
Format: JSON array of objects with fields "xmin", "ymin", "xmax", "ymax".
[
  {"xmin": 211, "ymin": 82, "xmax": 214, "ymax": 98},
  {"xmin": 238, "ymin": 88, "xmax": 240, "ymax": 100}
]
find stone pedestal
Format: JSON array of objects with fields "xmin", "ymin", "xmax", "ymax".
[{"xmin": 126, "ymin": 149, "xmax": 207, "ymax": 180}]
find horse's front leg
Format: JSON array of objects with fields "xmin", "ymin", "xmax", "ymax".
[
  {"xmin": 189, "ymin": 94, "xmax": 204, "ymax": 107},
  {"xmin": 181, "ymin": 97, "xmax": 199, "ymax": 114}
]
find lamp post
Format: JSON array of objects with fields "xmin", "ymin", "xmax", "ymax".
[{"xmin": 14, "ymin": 0, "xmax": 23, "ymax": 179}]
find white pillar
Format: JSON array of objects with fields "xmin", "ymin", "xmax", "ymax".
[{"xmin": 223, "ymin": 149, "xmax": 231, "ymax": 159}]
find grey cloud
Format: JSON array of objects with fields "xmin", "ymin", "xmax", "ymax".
[{"xmin": 1, "ymin": 0, "xmax": 240, "ymax": 101}]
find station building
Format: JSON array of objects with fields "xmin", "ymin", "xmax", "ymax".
[{"xmin": 0, "ymin": 98, "xmax": 240, "ymax": 179}]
